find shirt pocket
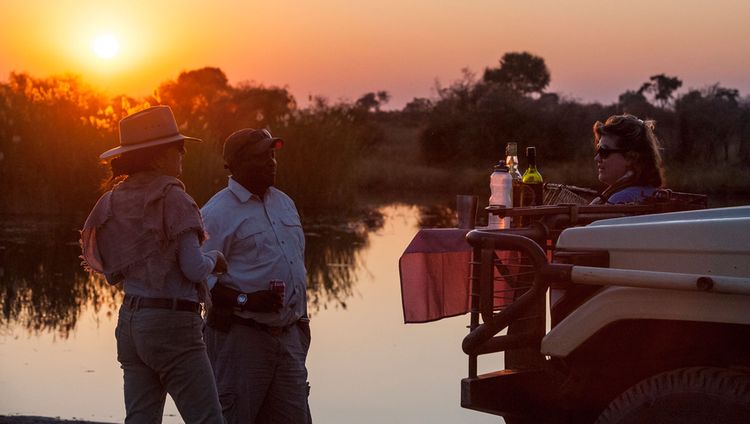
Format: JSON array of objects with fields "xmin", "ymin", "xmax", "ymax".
[
  {"xmin": 279, "ymin": 213, "xmax": 305, "ymax": 257},
  {"xmin": 235, "ymin": 220, "xmax": 266, "ymax": 262}
]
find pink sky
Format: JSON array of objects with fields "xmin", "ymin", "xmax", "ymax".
[{"xmin": 1, "ymin": 0, "xmax": 748, "ymax": 109}]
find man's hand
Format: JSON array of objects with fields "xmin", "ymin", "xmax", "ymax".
[
  {"xmin": 210, "ymin": 284, "xmax": 283, "ymax": 313},
  {"xmin": 244, "ymin": 290, "xmax": 283, "ymax": 313}
]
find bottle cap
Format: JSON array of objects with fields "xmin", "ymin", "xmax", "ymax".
[{"xmin": 493, "ymin": 162, "xmax": 509, "ymax": 172}]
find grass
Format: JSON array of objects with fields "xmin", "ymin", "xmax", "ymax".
[
  {"xmin": 358, "ymin": 122, "xmax": 487, "ymax": 197},
  {"xmin": 666, "ymin": 164, "xmax": 750, "ymax": 194},
  {"xmin": 357, "ymin": 119, "xmax": 750, "ymax": 206},
  {"xmin": 358, "ymin": 120, "xmax": 596, "ymax": 202}
]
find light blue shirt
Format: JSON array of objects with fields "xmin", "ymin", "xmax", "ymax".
[
  {"xmin": 201, "ymin": 178, "xmax": 307, "ymax": 326},
  {"xmin": 607, "ymin": 186, "xmax": 658, "ymax": 204}
]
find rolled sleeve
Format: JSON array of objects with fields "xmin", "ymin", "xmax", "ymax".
[{"xmin": 177, "ymin": 231, "xmax": 218, "ymax": 282}]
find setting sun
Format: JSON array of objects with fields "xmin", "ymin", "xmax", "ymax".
[{"xmin": 92, "ymin": 34, "xmax": 119, "ymax": 59}]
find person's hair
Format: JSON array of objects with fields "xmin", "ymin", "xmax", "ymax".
[
  {"xmin": 100, "ymin": 141, "xmax": 182, "ymax": 190},
  {"xmin": 593, "ymin": 114, "xmax": 665, "ymax": 188}
]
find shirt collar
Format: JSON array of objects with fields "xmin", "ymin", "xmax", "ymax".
[
  {"xmin": 229, "ymin": 177, "xmax": 254, "ymax": 203},
  {"xmin": 228, "ymin": 177, "xmax": 269, "ymax": 203}
]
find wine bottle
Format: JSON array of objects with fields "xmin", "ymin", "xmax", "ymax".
[{"xmin": 522, "ymin": 146, "xmax": 544, "ymax": 206}]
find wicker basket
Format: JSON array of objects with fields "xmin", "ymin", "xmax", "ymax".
[{"xmin": 543, "ymin": 183, "xmax": 598, "ymax": 205}]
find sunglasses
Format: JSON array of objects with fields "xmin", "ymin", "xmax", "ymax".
[{"xmin": 594, "ymin": 145, "xmax": 628, "ymax": 159}]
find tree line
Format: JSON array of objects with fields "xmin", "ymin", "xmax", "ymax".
[
  {"xmin": 412, "ymin": 52, "xmax": 750, "ymax": 192},
  {"xmin": 1, "ymin": 53, "xmax": 748, "ymax": 219},
  {"xmin": 0, "ymin": 68, "xmax": 381, "ymax": 217}
]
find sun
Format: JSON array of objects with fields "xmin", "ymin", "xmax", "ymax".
[{"xmin": 92, "ymin": 34, "xmax": 120, "ymax": 59}]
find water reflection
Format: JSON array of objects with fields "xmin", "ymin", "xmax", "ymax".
[
  {"xmin": 304, "ymin": 210, "xmax": 384, "ymax": 313},
  {"xmin": 418, "ymin": 202, "xmax": 457, "ymax": 228},
  {"xmin": 0, "ymin": 205, "xmax": 498, "ymax": 424},
  {"xmin": 0, "ymin": 214, "xmax": 383, "ymax": 336},
  {"xmin": 0, "ymin": 220, "xmax": 120, "ymax": 339}
]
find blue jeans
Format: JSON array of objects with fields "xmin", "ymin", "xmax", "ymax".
[
  {"xmin": 205, "ymin": 321, "xmax": 311, "ymax": 424},
  {"xmin": 116, "ymin": 305, "xmax": 224, "ymax": 424}
]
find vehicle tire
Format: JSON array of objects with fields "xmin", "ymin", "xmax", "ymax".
[{"xmin": 595, "ymin": 367, "xmax": 750, "ymax": 424}]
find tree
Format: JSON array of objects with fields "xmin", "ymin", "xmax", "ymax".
[
  {"xmin": 483, "ymin": 51, "xmax": 550, "ymax": 96},
  {"xmin": 403, "ymin": 97, "xmax": 433, "ymax": 115},
  {"xmin": 156, "ymin": 67, "xmax": 233, "ymax": 137},
  {"xmin": 0, "ymin": 73, "xmax": 114, "ymax": 213},
  {"xmin": 674, "ymin": 85, "xmax": 742, "ymax": 162},
  {"xmin": 639, "ymin": 74, "xmax": 683, "ymax": 108},
  {"xmin": 617, "ymin": 89, "xmax": 653, "ymax": 117},
  {"xmin": 355, "ymin": 90, "xmax": 390, "ymax": 112},
  {"xmin": 402, "ymin": 97, "xmax": 433, "ymax": 124},
  {"xmin": 230, "ymin": 82, "xmax": 296, "ymax": 131}
]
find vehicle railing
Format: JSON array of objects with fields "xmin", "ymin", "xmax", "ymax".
[
  {"xmin": 464, "ymin": 229, "xmax": 569, "ymax": 377},
  {"xmin": 562, "ymin": 266, "xmax": 750, "ymax": 296},
  {"xmin": 463, "ymin": 190, "xmax": 708, "ymax": 378}
]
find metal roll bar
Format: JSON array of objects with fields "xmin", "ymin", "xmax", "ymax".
[{"xmin": 463, "ymin": 231, "xmax": 569, "ymax": 358}]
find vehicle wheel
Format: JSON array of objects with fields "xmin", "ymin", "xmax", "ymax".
[{"xmin": 595, "ymin": 367, "xmax": 750, "ymax": 424}]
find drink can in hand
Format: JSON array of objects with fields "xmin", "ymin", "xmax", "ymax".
[{"xmin": 269, "ymin": 279, "xmax": 285, "ymax": 300}]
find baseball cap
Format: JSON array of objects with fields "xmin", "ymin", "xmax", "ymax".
[{"xmin": 223, "ymin": 128, "xmax": 283, "ymax": 164}]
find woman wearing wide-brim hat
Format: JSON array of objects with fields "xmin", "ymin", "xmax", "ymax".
[{"xmin": 81, "ymin": 105, "xmax": 226, "ymax": 423}]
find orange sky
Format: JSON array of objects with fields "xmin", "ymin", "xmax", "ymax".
[{"xmin": 1, "ymin": 0, "xmax": 749, "ymax": 109}]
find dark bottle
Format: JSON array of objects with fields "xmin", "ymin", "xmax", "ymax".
[
  {"xmin": 522, "ymin": 146, "xmax": 544, "ymax": 206},
  {"xmin": 269, "ymin": 279, "xmax": 285, "ymax": 300}
]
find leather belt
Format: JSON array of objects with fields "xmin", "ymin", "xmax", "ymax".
[
  {"xmin": 231, "ymin": 314, "xmax": 295, "ymax": 336},
  {"xmin": 124, "ymin": 295, "xmax": 202, "ymax": 315}
]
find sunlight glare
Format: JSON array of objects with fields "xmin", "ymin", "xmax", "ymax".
[{"xmin": 92, "ymin": 34, "xmax": 120, "ymax": 59}]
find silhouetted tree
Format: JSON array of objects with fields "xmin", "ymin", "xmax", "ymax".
[
  {"xmin": 355, "ymin": 90, "xmax": 390, "ymax": 112},
  {"xmin": 404, "ymin": 97, "xmax": 433, "ymax": 114},
  {"xmin": 483, "ymin": 51, "xmax": 550, "ymax": 96},
  {"xmin": 675, "ymin": 84, "xmax": 742, "ymax": 163},
  {"xmin": 706, "ymin": 85, "xmax": 741, "ymax": 162},
  {"xmin": 738, "ymin": 102, "xmax": 750, "ymax": 162},
  {"xmin": 617, "ymin": 89, "xmax": 653, "ymax": 117},
  {"xmin": 0, "ymin": 73, "xmax": 114, "ymax": 213},
  {"xmin": 156, "ymin": 67, "xmax": 232, "ymax": 141},
  {"xmin": 230, "ymin": 82, "xmax": 296, "ymax": 134},
  {"xmin": 402, "ymin": 97, "xmax": 433, "ymax": 124},
  {"xmin": 639, "ymin": 74, "xmax": 683, "ymax": 108}
]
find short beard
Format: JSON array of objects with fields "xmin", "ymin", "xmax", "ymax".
[{"xmin": 247, "ymin": 179, "xmax": 273, "ymax": 197}]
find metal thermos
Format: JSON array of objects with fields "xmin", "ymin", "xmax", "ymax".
[{"xmin": 488, "ymin": 162, "xmax": 512, "ymax": 229}]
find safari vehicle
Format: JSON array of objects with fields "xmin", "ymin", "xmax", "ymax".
[{"xmin": 460, "ymin": 189, "xmax": 750, "ymax": 423}]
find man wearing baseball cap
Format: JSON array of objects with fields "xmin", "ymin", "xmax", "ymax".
[{"xmin": 201, "ymin": 128, "xmax": 311, "ymax": 423}]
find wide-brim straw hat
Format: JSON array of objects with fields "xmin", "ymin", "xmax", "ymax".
[{"xmin": 99, "ymin": 105, "xmax": 202, "ymax": 159}]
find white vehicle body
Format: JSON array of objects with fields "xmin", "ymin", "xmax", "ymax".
[{"xmin": 544, "ymin": 206, "xmax": 750, "ymax": 357}]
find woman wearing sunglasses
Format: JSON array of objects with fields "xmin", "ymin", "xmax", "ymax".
[{"xmin": 590, "ymin": 114, "xmax": 665, "ymax": 204}]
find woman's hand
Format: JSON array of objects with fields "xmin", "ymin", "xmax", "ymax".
[{"xmin": 212, "ymin": 252, "xmax": 228, "ymax": 275}]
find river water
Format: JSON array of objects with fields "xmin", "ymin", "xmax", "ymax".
[{"xmin": 0, "ymin": 204, "xmax": 498, "ymax": 423}]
